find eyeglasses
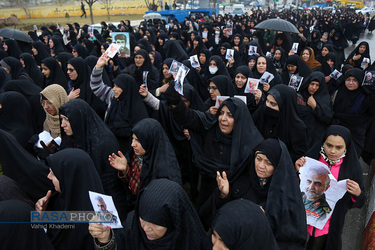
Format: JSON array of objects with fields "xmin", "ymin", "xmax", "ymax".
[
  {"xmin": 208, "ymin": 86, "xmax": 218, "ymax": 91},
  {"xmin": 41, "ymin": 100, "xmax": 53, "ymax": 106},
  {"xmin": 67, "ymin": 68, "xmax": 76, "ymax": 72},
  {"xmin": 345, "ymin": 78, "xmax": 358, "ymax": 83}
]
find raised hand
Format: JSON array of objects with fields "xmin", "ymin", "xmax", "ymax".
[
  {"xmin": 89, "ymin": 216, "xmax": 112, "ymax": 244},
  {"xmin": 295, "ymin": 156, "xmax": 306, "ymax": 172},
  {"xmin": 108, "ymin": 151, "xmax": 128, "ymax": 173},
  {"xmin": 217, "ymin": 171, "xmax": 229, "ymax": 199},
  {"xmin": 35, "ymin": 190, "xmax": 52, "ymax": 212}
]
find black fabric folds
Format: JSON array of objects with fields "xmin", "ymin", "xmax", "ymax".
[
  {"xmin": 0, "ymin": 129, "xmax": 52, "ymax": 203},
  {"xmin": 46, "ymin": 148, "xmax": 104, "ymax": 250},
  {"xmin": 212, "ymin": 199, "xmax": 279, "ymax": 250}
]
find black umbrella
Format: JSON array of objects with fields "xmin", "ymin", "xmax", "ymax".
[
  {"xmin": 0, "ymin": 28, "xmax": 33, "ymax": 43},
  {"xmin": 255, "ymin": 18, "xmax": 300, "ymax": 34}
]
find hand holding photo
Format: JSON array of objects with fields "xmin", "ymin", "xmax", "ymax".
[
  {"xmin": 174, "ymin": 67, "xmax": 185, "ymax": 95},
  {"xmin": 288, "ymin": 74, "xmax": 303, "ymax": 91},
  {"xmin": 249, "ymin": 45, "xmax": 258, "ymax": 56},
  {"xmin": 292, "ymin": 43, "xmax": 299, "ymax": 53},
  {"xmin": 299, "ymin": 157, "xmax": 347, "ymax": 230},
  {"xmin": 112, "ymin": 32, "xmax": 130, "ymax": 57},
  {"xmin": 329, "ymin": 69, "xmax": 342, "ymax": 80},
  {"xmin": 105, "ymin": 43, "xmax": 121, "ymax": 58},
  {"xmin": 226, "ymin": 49, "xmax": 234, "ymax": 60},
  {"xmin": 142, "ymin": 71, "xmax": 149, "ymax": 87},
  {"xmin": 189, "ymin": 55, "xmax": 200, "ymax": 68},
  {"xmin": 89, "ymin": 191, "xmax": 123, "ymax": 229},
  {"xmin": 260, "ymin": 71, "xmax": 274, "ymax": 85},
  {"xmin": 244, "ymin": 78, "xmax": 260, "ymax": 94},
  {"xmin": 362, "ymin": 71, "xmax": 375, "ymax": 86}
]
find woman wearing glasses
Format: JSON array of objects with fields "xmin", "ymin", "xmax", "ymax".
[
  {"xmin": 205, "ymin": 75, "xmax": 235, "ymax": 115},
  {"xmin": 331, "ymin": 68, "xmax": 375, "ymax": 156},
  {"xmin": 66, "ymin": 57, "xmax": 106, "ymax": 119}
]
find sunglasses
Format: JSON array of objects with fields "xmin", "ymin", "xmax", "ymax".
[{"xmin": 67, "ymin": 68, "xmax": 76, "ymax": 72}]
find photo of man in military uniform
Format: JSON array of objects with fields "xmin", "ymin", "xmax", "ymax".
[
  {"xmin": 95, "ymin": 196, "xmax": 118, "ymax": 224},
  {"xmin": 302, "ymin": 165, "xmax": 332, "ymax": 221}
]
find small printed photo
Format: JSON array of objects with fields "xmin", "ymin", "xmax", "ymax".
[
  {"xmin": 266, "ymin": 51, "xmax": 274, "ymax": 60},
  {"xmin": 89, "ymin": 191, "xmax": 123, "ymax": 229},
  {"xmin": 361, "ymin": 57, "xmax": 370, "ymax": 70},
  {"xmin": 202, "ymin": 31, "xmax": 208, "ymax": 39},
  {"xmin": 215, "ymin": 96, "xmax": 230, "ymax": 107},
  {"xmin": 244, "ymin": 78, "xmax": 260, "ymax": 94},
  {"xmin": 174, "ymin": 67, "xmax": 185, "ymax": 95},
  {"xmin": 169, "ymin": 60, "xmax": 180, "ymax": 74},
  {"xmin": 292, "ymin": 43, "xmax": 299, "ymax": 53},
  {"xmin": 226, "ymin": 49, "xmax": 234, "ymax": 60},
  {"xmin": 190, "ymin": 55, "xmax": 200, "ymax": 68},
  {"xmin": 362, "ymin": 71, "xmax": 375, "ymax": 86},
  {"xmin": 288, "ymin": 74, "xmax": 304, "ymax": 91},
  {"xmin": 105, "ymin": 43, "xmax": 121, "ymax": 58},
  {"xmin": 249, "ymin": 45, "xmax": 258, "ymax": 56},
  {"xmin": 142, "ymin": 71, "xmax": 149, "ymax": 87},
  {"xmin": 260, "ymin": 71, "xmax": 274, "ymax": 85},
  {"xmin": 234, "ymin": 95, "xmax": 247, "ymax": 104},
  {"xmin": 329, "ymin": 69, "xmax": 342, "ymax": 80}
]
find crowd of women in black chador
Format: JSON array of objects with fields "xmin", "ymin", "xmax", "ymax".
[{"xmin": 0, "ymin": 6, "xmax": 374, "ymax": 250}]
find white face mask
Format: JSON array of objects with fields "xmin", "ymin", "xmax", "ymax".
[{"xmin": 209, "ymin": 67, "xmax": 218, "ymax": 74}]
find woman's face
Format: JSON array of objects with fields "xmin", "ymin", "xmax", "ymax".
[
  {"xmin": 287, "ymin": 64, "xmax": 297, "ymax": 74},
  {"xmin": 134, "ymin": 46, "xmax": 141, "ymax": 54},
  {"xmin": 327, "ymin": 59, "xmax": 334, "ymax": 68},
  {"xmin": 301, "ymin": 49, "xmax": 310, "ymax": 62},
  {"xmin": 358, "ymin": 45, "xmax": 366, "ymax": 54},
  {"xmin": 243, "ymin": 36, "xmax": 250, "ymax": 44},
  {"xmin": 112, "ymin": 83, "xmax": 123, "ymax": 99},
  {"xmin": 134, "ymin": 54, "xmax": 145, "ymax": 67},
  {"xmin": 199, "ymin": 53, "xmax": 206, "ymax": 65},
  {"xmin": 158, "ymin": 38, "xmax": 164, "ymax": 46},
  {"xmin": 220, "ymin": 46, "xmax": 226, "ymax": 56},
  {"xmin": 276, "ymin": 38, "xmax": 283, "ymax": 45},
  {"xmin": 101, "ymin": 45, "xmax": 106, "ymax": 54},
  {"xmin": 208, "ymin": 82, "xmax": 220, "ymax": 101},
  {"xmin": 2, "ymin": 43, "xmax": 8, "ymax": 51},
  {"xmin": 190, "ymin": 33, "xmax": 195, "ymax": 41},
  {"xmin": 234, "ymin": 37, "xmax": 240, "ymax": 45},
  {"xmin": 321, "ymin": 47, "xmax": 329, "ymax": 57},
  {"xmin": 67, "ymin": 63, "xmax": 78, "ymax": 81},
  {"xmin": 41, "ymin": 63, "xmax": 51, "ymax": 79},
  {"xmin": 345, "ymin": 76, "xmax": 359, "ymax": 91},
  {"xmin": 32, "ymin": 46, "xmax": 38, "ymax": 56},
  {"xmin": 47, "ymin": 168, "xmax": 61, "ymax": 193},
  {"xmin": 274, "ymin": 50, "xmax": 281, "ymax": 60},
  {"xmin": 256, "ymin": 57, "xmax": 267, "ymax": 74},
  {"xmin": 20, "ymin": 58, "xmax": 25, "ymax": 68},
  {"xmin": 248, "ymin": 59, "xmax": 256, "ymax": 69},
  {"xmin": 65, "ymin": 25, "xmax": 70, "ymax": 31},
  {"xmin": 149, "ymin": 53, "xmax": 155, "ymax": 65},
  {"xmin": 72, "ymin": 48, "xmax": 78, "ymax": 57},
  {"xmin": 235, "ymin": 72, "xmax": 247, "ymax": 89},
  {"xmin": 255, "ymin": 153, "xmax": 275, "ymax": 178},
  {"xmin": 266, "ymin": 94, "xmax": 279, "ymax": 111},
  {"xmin": 49, "ymin": 39, "xmax": 54, "ymax": 49},
  {"xmin": 211, "ymin": 230, "xmax": 229, "ymax": 250},
  {"xmin": 324, "ymin": 135, "xmax": 346, "ymax": 161},
  {"xmin": 139, "ymin": 217, "xmax": 168, "ymax": 241},
  {"xmin": 60, "ymin": 114, "xmax": 73, "ymax": 136},
  {"xmin": 162, "ymin": 64, "xmax": 172, "ymax": 79},
  {"xmin": 131, "ymin": 134, "xmax": 146, "ymax": 156},
  {"xmin": 218, "ymin": 105, "xmax": 234, "ymax": 135},
  {"xmin": 308, "ymin": 81, "xmax": 320, "ymax": 95},
  {"xmin": 41, "ymin": 99, "xmax": 58, "ymax": 116}
]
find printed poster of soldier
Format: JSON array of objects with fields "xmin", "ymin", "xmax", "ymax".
[
  {"xmin": 112, "ymin": 32, "xmax": 130, "ymax": 57},
  {"xmin": 299, "ymin": 157, "xmax": 347, "ymax": 230},
  {"xmin": 89, "ymin": 191, "xmax": 123, "ymax": 229}
]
